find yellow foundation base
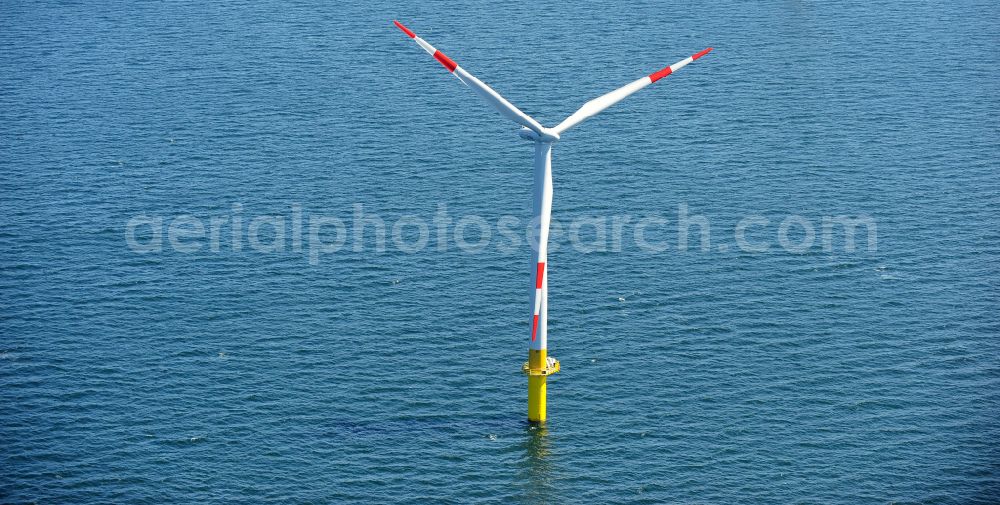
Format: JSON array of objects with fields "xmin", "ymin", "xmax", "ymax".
[
  {"xmin": 524, "ymin": 349, "xmax": 559, "ymax": 423},
  {"xmin": 528, "ymin": 375, "xmax": 547, "ymax": 422}
]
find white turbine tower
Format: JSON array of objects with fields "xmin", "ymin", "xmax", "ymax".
[{"xmin": 393, "ymin": 20, "xmax": 713, "ymax": 423}]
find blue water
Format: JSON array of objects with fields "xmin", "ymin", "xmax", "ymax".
[{"xmin": 2, "ymin": 1, "xmax": 999, "ymax": 503}]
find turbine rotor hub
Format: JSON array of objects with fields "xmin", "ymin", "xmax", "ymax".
[{"xmin": 518, "ymin": 127, "xmax": 560, "ymax": 143}]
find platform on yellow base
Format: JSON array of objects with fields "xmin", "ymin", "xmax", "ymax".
[{"xmin": 524, "ymin": 349, "xmax": 559, "ymax": 423}]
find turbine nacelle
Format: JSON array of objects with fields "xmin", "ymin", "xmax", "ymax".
[{"xmin": 518, "ymin": 126, "xmax": 560, "ymax": 143}]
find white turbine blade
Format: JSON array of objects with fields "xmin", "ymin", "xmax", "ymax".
[
  {"xmin": 553, "ymin": 48, "xmax": 713, "ymax": 135},
  {"xmin": 394, "ymin": 20, "xmax": 545, "ymax": 134},
  {"xmin": 452, "ymin": 67, "xmax": 546, "ymax": 134}
]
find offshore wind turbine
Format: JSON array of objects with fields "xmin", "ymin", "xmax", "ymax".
[{"xmin": 393, "ymin": 20, "xmax": 713, "ymax": 423}]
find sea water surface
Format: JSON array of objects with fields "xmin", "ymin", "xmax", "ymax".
[{"xmin": 2, "ymin": 1, "xmax": 998, "ymax": 503}]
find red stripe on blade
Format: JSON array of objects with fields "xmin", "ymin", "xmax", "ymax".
[
  {"xmin": 433, "ymin": 50, "xmax": 458, "ymax": 72},
  {"xmin": 692, "ymin": 47, "xmax": 713, "ymax": 60},
  {"xmin": 393, "ymin": 20, "xmax": 416, "ymax": 38},
  {"xmin": 531, "ymin": 315, "xmax": 539, "ymax": 341},
  {"xmin": 535, "ymin": 262, "xmax": 545, "ymax": 289},
  {"xmin": 649, "ymin": 66, "xmax": 673, "ymax": 83}
]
